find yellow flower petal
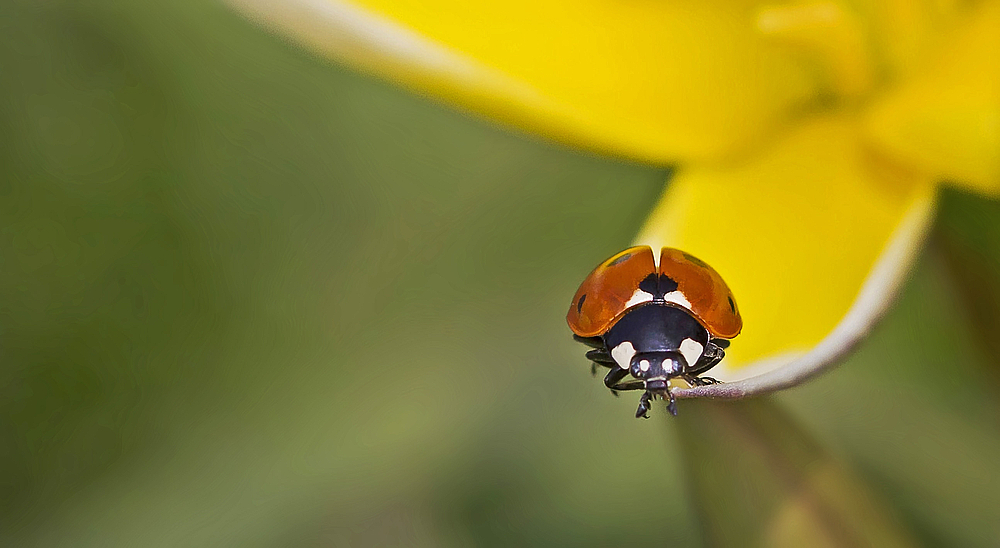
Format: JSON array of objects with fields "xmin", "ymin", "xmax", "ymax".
[
  {"xmin": 635, "ymin": 114, "xmax": 936, "ymax": 394},
  {"xmin": 227, "ymin": 0, "xmax": 819, "ymax": 163},
  {"xmin": 865, "ymin": 0, "xmax": 970, "ymax": 81},
  {"xmin": 864, "ymin": 0, "xmax": 1000, "ymax": 194},
  {"xmin": 756, "ymin": 2, "xmax": 875, "ymax": 97}
]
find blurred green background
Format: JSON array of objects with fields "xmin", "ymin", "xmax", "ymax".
[{"xmin": 2, "ymin": 0, "xmax": 999, "ymax": 546}]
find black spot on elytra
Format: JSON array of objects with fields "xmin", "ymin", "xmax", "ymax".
[
  {"xmin": 659, "ymin": 275, "xmax": 678, "ymax": 294},
  {"xmin": 638, "ymin": 273, "xmax": 659, "ymax": 296},
  {"xmin": 638, "ymin": 273, "xmax": 678, "ymax": 297},
  {"xmin": 577, "ymin": 294, "xmax": 587, "ymax": 313},
  {"xmin": 682, "ymin": 252, "xmax": 709, "ymax": 268},
  {"xmin": 728, "ymin": 296, "xmax": 736, "ymax": 313},
  {"xmin": 607, "ymin": 252, "xmax": 632, "ymax": 267}
]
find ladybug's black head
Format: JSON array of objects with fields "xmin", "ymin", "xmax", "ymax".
[{"xmin": 628, "ymin": 351, "xmax": 686, "ymax": 391}]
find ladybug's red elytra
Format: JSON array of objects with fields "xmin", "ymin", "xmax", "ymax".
[{"xmin": 567, "ymin": 246, "xmax": 742, "ymax": 418}]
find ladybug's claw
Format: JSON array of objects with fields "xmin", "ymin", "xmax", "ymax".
[
  {"xmin": 635, "ymin": 391, "xmax": 653, "ymax": 419},
  {"xmin": 683, "ymin": 374, "xmax": 721, "ymax": 387},
  {"xmin": 665, "ymin": 390, "xmax": 678, "ymax": 416}
]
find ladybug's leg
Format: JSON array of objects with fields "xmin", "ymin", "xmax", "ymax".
[
  {"xmin": 604, "ymin": 367, "xmax": 635, "ymax": 390},
  {"xmin": 573, "ymin": 334, "xmax": 605, "ymax": 349},
  {"xmin": 586, "ymin": 349, "xmax": 615, "ymax": 365},
  {"xmin": 680, "ymin": 341, "xmax": 727, "ymax": 387},
  {"xmin": 587, "ymin": 349, "xmax": 617, "ymax": 376},
  {"xmin": 604, "ymin": 368, "xmax": 645, "ymax": 393},
  {"xmin": 664, "ymin": 390, "xmax": 678, "ymax": 416},
  {"xmin": 634, "ymin": 391, "xmax": 678, "ymax": 418},
  {"xmin": 577, "ymin": 338, "xmax": 615, "ymax": 376},
  {"xmin": 635, "ymin": 391, "xmax": 653, "ymax": 419},
  {"xmin": 603, "ymin": 367, "xmax": 627, "ymax": 392},
  {"xmin": 682, "ymin": 374, "xmax": 722, "ymax": 386},
  {"xmin": 687, "ymin": 341, "xmax": 726, "ymax": 376},
  {"xmin": 643, "ymin": 389, "xmax": 678, "ymax": 416},
  {"xmin": 603, "ymin": 372, "xmax": 677, "ymax": 419},
  {"xmin": 610, "ymin": 381, "xmax": 645, "ymax": 391}
]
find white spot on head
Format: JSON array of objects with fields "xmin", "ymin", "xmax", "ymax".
[
  {"xmin": 679, "ymin": 338, "xmax": 704, "ymax": 368},
  {"xmin": 639, "ymin": 360, "xmax": 650, "ymax": 372},
  {"xmin": 663, "ymin": 290, "xmax": 692, "ymax": 310},
  {"xmin": 610, "ymin": 341, "xmax": 636, "ymax": 370},
  {"xmin": 624, "ymin": 289, "xmax": 654, "ymax": 310}
]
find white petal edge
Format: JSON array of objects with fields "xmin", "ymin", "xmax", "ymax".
[
  {"xmin": 670, "ymin": 183, "xmax": 938, "ymax": 400},
  {"xmin": 223, "ymin": 0, "xmax": 612, "ymax": 153},
  {"xmin": 226, "ymin": 0, "xmax": 493, "ymax": 80}
]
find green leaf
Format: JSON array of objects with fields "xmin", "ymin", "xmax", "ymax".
[
  {"xmin": 934, "ymin": 188, "xmax": 1000, "ymax": 379},
  {"xmin": 673, "ymin": 398, "xmax": 918, "ymax": 548}
]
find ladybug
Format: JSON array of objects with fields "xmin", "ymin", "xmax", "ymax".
[{"xmin": 567, "ymin": 246, "xmax": 742, "ymax": 418}]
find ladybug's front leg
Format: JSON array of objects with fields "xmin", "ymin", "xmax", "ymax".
[
  {"xmin": 681, "ymin": 374, "xmax": 722, "ymax": 387},
  {"xmin": 604, "ymin": 368, "xmax": 672, "ymax": 418},
  {"xmin": 586, "ymin": 349, "xmax": 617, "ymax": 376},
  {"xmin": 635, "ymin": 391, "xmax": 653, "ymax": 419},
  {"xmin": 635, "ymin": 389, "xmax": 678, "ymax": 418},
  {"xmin": 603, "ymin": 367, "xmax": 644, "ymax": 393},
  {"xmin": 665, "ymin": 390, "xmax": 678, "ymax": 416},
  {"xmin": 686, "ymin": 340, "xmax": 727, "ymax": 377},
  {"xmin": 651, "ymin": 389, "xmax": 678, "ymax": 416}
]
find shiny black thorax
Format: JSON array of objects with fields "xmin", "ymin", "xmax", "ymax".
[
  {"xmin": 603, "ymin": 303, "xmax": 709, "ymax": 359},
  {"xmin": 573, "ymin": 270, "xmax": 730, "ymax": 418}
]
